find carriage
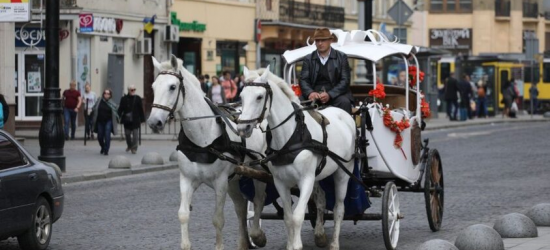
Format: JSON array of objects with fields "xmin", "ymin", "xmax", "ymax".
[{"xmin": 243, "ymin": 29, "xmax": 445, "ymax": 250}]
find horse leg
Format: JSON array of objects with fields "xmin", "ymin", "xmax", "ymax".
[
  {"xmin": 213, "ymin": 176, "xmax": 229, "ymax": 250},
  {"xmin": 227, "ymin": 177, "xmax": 250, "ymax": 250},
  {"xmin": 178, "ymin": 173, "xmax": 197, "ymax": 250},
  {"xmin": 250, "ymin": 179, "xmax": 267, "ymax": 247},
  {"xmin": 329, "ymin": 168, "xmax": 351, "ymax": 250},
  {"xmin": 312, "ymin": 183, "xmax": 327, "ymax": 247},
  {"xmin": 290, "ymin": 175, "xmax": 315, "ymax": 250},
  {"xmin": 273, "ymin": 178, "xmax": 294, "ymax": 250}
]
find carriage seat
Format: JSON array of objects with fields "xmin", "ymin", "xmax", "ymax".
[{"xmin": 349, "ymin": 84, "xmax": 418, "ymax": 111}]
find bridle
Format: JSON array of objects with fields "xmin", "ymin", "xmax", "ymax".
[
  {"xmin": 237, "ymin": 80, "xmax": 273, "ymax": 125},
  {"xmin": 151, "ymin": 71, "xmax": 185, "ymax": 120}
]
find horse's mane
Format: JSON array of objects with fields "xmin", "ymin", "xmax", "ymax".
[
  {"xmin": 158, "ymin": 58, "xmax": 202, "ymax": 90},
  {"xmin": 246, "ymin": 68, "xmax": 300, "ymax": 103}
]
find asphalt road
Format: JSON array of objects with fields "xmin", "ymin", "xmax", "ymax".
[{"xmin": 2, "ymin": 121, "xmax": 550, "ymax": 250}]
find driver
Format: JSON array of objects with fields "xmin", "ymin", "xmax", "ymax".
[{"xmin": 299, "ymin": 27, "xmax": 353, "ymax": 114}]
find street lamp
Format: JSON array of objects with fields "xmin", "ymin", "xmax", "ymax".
[{"xmin": 38, "ymin": 0, "xmax": 66, "ymax": 171}]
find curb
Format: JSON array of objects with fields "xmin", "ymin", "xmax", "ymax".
[
  {"xmin": 424, "ymin": 117, "xmax": 549, "ymax": 131},
  {"xmin": 61, "ymin": 162, "xmax": 178, "ymax": 184}
]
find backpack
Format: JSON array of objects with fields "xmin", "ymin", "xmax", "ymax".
[
  {"xmin": 0, "ymin": 101, "xmax": 4, "ymax": 129},
  {"xmin": 477, "ymin": 87, "xmax": 486, "ymax": 98}
]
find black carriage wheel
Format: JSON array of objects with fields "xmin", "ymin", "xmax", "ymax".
[
  {"xmin": 424, "ymin": 148, "xmax": 444, "ymax": 232},
  {"xmin": 382, "ymin": 181, "xmax": 400, "ymax": 250}
]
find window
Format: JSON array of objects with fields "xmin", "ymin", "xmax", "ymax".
[
  {"xmin": 543, "ymin": 63, "xmax": 550, "ymax": 83},
  {"xmin": 0, "ymin": 134, "xmax": 27, "ymax": 170},
  {"xmin": 393, "ymin": 28, "xmax": 407, "ymax": 44},
  {"xmin": 430, "ymin": 0, "xmax": 471, "ymax": 12},
  {"xmin": 524, "ymin": 66, "xmax": 540, "ymax": 83},
  {"xmin": 266, "ymin": 0, "xmax": 272, "ymax": 11}
]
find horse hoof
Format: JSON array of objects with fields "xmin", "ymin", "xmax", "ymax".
[
  {"xmin": 181, "ymin": 244, "xmax": 191, "ymax": 250},
  {"xmin": 251, "ymin": 231, "xmax": 267, "ymax": 248},
  {"xmin": 329, "ymin": 242, "xmax": 339, "ymax": 250},
  {"xmin": 315, "ymin": 233, "xmax": 328, "ymax": 248}
]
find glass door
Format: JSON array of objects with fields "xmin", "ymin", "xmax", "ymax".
[{"xmin": 15, "ymin": 52, "xmax": 46, "ymax": 120}]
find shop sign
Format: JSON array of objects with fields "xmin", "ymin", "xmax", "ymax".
[
  {"xmin": 0, "ymin": 0, "xmax": 30, "ymax": 22},
  {"xmin": 94, "ymin": 17, "xmax": 121, "ymax": 33},
  {"xmin": 15, "ymin": 27, "xmax": 45, "ymax": 47},
  {"xmin": 170, "ymin": 12, "xmax": 206, "ymax": 32},
  {"xmin": 80, "ymin": 13, "xmax": 93, "ymax": 32},
  {"xmin": 429, "ymin": 28, "xmax": 472, "ymax": 50}
]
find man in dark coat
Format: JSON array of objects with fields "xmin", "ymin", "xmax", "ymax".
[
  {"xmin": 458, "ymin": 74, "xmax": 473, "ymax": 121},
  {"xmin": 118, "ymin": 85, "xmax": 145, "ymax": 154},
  {"xmin": 300, "ymin": 27, "xmax": 353, "ymax": 114},
  {"xmin": 444, "ymin": 73, "xmax": 459, "ymax": 121}
]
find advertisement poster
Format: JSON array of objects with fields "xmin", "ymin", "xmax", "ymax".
[
  {"xmin": 79, "ymin": 13, "xmax": 93, "ymax": 32},
  {"xmin": 0, "ymin": 0, "xmax": 30, "ymax": 22},
  {"xmin": 27, "ymin": 71, "xmax": 41, "ymax": 92},
  {"xmin": 77, "ymin": 37, "xmax": 91, "ymax": 91}
]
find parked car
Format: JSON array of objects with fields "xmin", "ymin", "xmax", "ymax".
[{"xmin": 0, "ymin": 129, "xmax": 64, "ymax": 250}]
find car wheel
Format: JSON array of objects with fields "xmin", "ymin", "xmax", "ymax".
[{"xmin": 17, "ymin": 197, "xmax": 52, "ymax": 250}]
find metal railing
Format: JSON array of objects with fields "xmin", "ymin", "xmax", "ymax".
[
  {"xmin": 495, "ymin": 0, "xmax": 510, "ymax": 17},
  {"xmin": 523, "ymin": 1, "xmax": 538, "ymax": 18}
]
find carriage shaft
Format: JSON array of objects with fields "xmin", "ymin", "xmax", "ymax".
[{"xmin": 260, "ymin": 213, "xmax": 383, "ymax": 221}]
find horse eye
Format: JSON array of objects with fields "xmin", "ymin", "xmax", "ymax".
[
  {"xmin": 170, "ymin": 85, "xmax": 176, "ymax": 91},
  {"xmin": 256, "ymin": 95, "xmax": 263, "ymax": 101}
]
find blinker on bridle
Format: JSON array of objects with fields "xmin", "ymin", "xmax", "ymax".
[
  {"xmin": 237, "ymin": 80, "xmax": 273, "ymax": 125},
  {"xmin": 151, "ymin": 71, "xmax": 185, "ymax": 120}
]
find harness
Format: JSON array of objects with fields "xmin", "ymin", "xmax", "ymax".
[{"xmin": 151, "ymin": 71, "xmax": 267, "ymax": 169}]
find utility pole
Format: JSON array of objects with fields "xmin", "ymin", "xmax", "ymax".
[{"xmin": 39, "ymin": 0, "xmax": 65, "ymax": 171}]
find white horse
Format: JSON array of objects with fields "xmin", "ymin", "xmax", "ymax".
[
  {"xmin": 237, "ymin": 67, "xmax": 356, "ymax": 250},
  {"xmin": 147, "ymin": 55, "xmax": 268, "ymax": 250}
]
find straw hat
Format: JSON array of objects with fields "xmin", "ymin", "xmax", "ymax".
[{"xmin": 312, "ymin": 28, "xmax": 338, "ymax": 42}]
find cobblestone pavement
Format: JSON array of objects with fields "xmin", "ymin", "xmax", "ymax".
[{"xmin": 1, "ymin": 121, "xmax": 549, "ymax": 249}]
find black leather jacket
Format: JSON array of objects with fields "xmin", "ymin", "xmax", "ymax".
[{"xmin": 299, "ymin": 49, "xmax": 352, "ymax": 100}]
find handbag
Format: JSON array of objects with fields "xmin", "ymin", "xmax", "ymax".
[{"xmin": 123, "ymin": 96, "xmax": 136, "ymax": 124}]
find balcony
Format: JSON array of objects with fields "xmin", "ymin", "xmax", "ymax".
[
  {"xmin": 31, "ymin": 0, "xmax": 78, "ymax": 9},
  {"xmin": 523, "ymin": 1, "xmax": 538, "ymax": 18},
  {"xmin": 258, "ymin": 0, "xmax": 345, "ymax": 29},
  {"xmin": 495, "ymin": 0, "xmax": 510, "ymax": 17}
]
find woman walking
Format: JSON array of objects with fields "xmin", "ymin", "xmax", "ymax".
[
  {"xmin": 92, "ymin": 89, "xmax": 119, "ymax": 155},
  {"xmin": 207, "ymin": 76, "xmax": 226, "ymax": 104}
]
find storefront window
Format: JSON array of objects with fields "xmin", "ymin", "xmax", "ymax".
[
  {"xmin": 24, "ymin": 54, "xmax": 45, "ymax": 94},
  {"xmin": 24, "ymin": 96, "xmax": 43, "ymax": 117}
]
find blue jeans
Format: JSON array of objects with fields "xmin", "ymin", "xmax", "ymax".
[
  {"xmin": 459, "ymin": 107, "xmax": 468, "ymax": 121},
  {"xmin": 477, "ymin": 97, "xmax": 488, "ymax": 117},
  {"xmin": 63, "ymin": 108, "xmax": 77, "ymax": 139},
  {"xmin": 97, "ymin": 120, "xmax": 113, "ymax": 153},
  {"xmin": 446, "ymin": 99, "xmax": 458, "ymax": 120}
]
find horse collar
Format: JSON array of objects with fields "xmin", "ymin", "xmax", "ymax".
[
  {"xmin": 151, "ymin": 71, "xmax": 185, "ymax": 120},
  {"xmin": 238, "ymin": 81, "xmax": 273, "ymax": 125}
]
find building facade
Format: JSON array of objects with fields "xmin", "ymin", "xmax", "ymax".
[
  {"xmin": 412, "ymin": 0, "xmax": 550, "ymax": 56},
  {"xmin": 12, "ymin": 0, "xmax": 172, "ymax": 128}
]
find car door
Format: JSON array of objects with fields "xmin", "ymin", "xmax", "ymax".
[{"xmin": 0, "ymin": 132, "xmax": 34, "ymax": 236}]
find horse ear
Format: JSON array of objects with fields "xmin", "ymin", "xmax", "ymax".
[
  {"xmin": 243, "ymin": 66, "xmax": 250, "ymax": 77},
  {"xmin": 260, "ymin": 64, "xmax": 270, "ymax": 82},
  {"xmin": 170, "ymin": 54, "xmax": 178, "ymax": 70},
  {"xmin": 152, "ymin": 56, "xmax": 162, "ymax": 70}
]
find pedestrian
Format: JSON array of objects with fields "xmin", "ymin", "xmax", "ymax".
[
  {"xmin": 198, "ymin": 75, "xmax": 208, "ymax": 94},
  {"xmin": 207, "ymin": 76, "xmax": 226, "ymax": 104},
  {"xmin": 62, "ymin": 80, "xmax": 82, "ymax": 140},
  {"xmin": 117, "ymin": 85, "xmax": 145, "ymax": 154},
  {"xmin": 92, "ymin": 88, "xmax": 119, "ymax": 155},
  {"xmin": 299, "ymin": 27, "xmax": 353, "ymax": 114},
  {"xmin": 476, "ymin": 80, "xmax": 488, "ymax": 118},
  {"xmin": 204, "ymin": 74, "xmax": 212, "ymax": 90},
  {"xmin": 443, "ymin": 73, "xmax": 459, "ymax": 121},
  {"xmin": 501, "ymin": 79, "xmax": 518, "ymax": 118},
  {"xmin": 396, "ymin": 70, "xmax": 407, "ymax": 87},
  {"xmin": 221, "ymin": 71, "xmax": 237, "ymax": 102},
  {"xmin": 233, "ymin": 75, "xmax": 243, "ymax": 102},
  {"xmin": 0, "ymin": 93, "xmax": 9, "ymax": 129},
  {"xmin": 529, "ymin": 84, "xmax": 539, "ymax": 114},
  {"xmin": 82, "ymin": 83, "xmax": 97, "ymax": 140},
  {"xmin": 458, "ymin": 74, "xmax": 473, "ymax": 121}
]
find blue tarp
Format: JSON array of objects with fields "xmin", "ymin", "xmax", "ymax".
[{"xmin": 239, "ymin": 160, "xmax": 371, "ymax": 215}]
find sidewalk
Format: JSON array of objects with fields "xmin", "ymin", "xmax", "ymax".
[{"xmin": 14, "ymin": 112, "xmax": 549, "ymax": 184}]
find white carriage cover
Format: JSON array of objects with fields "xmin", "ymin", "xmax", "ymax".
[{"xmin": 283, "ymin": 30, "xmax": 423, "ymax": 184}]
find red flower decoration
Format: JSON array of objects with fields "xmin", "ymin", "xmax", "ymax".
[
  {"xmin": 382, "ymin": 107, "xmax": 410, "ymax": 148},
  {"xmin": 420, "ymin": 95, "xmax": 431, "ymax": 119},
  {"xmin": 368, "ymin": 83, "xmax": 386, "ymax": 99},
  {"xmin": 291, "ymin": 84, "xmax": 302, "ymax": 97},
  {"xmin": 408, "ymin": 65, "xmax": 425, "ymax": 88}
]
